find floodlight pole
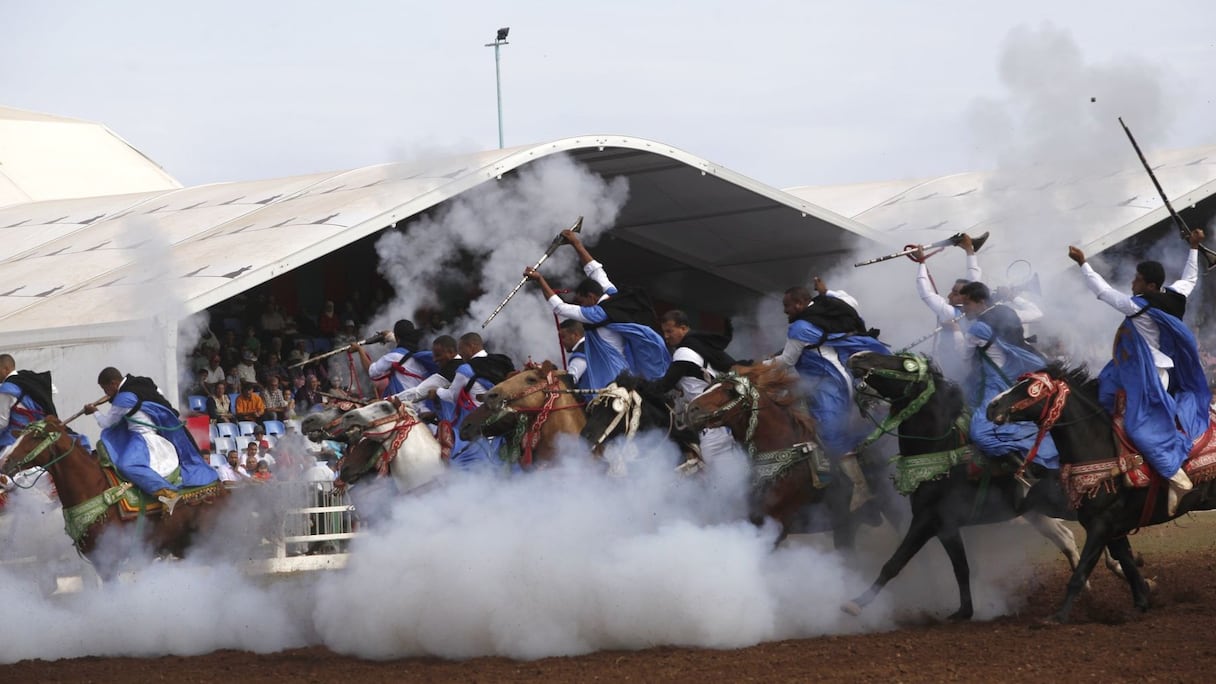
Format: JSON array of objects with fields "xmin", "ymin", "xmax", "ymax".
[{"xmin": 485, "ymin": 30, "xmax": 510, "ymax": 149}]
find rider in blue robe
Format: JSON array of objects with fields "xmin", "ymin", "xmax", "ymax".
[
  {"xmin": 435, "ymin": 335, "xmax": 515, "ymax": 472},
  {"xmin": 957, "ymin": 283, "xmax": 1059, "ymax": 469},
  {"xmin": 0, "ymin": 357, "xmax": 92, "ymax": 454},
  {"xmin": 87, "ymin": 368, "xmax": 218, "ymax": 507},
  {"xmin": 525, "ymin": 229, "xmax": 670, "ymax": 391},
  {"xmin": 357, "ymin": 319, "xmax": 438, "ymax": 398},
  {"xmin": 1071, "ymin": 237, "xmax": 1210, "ymax": 513}
]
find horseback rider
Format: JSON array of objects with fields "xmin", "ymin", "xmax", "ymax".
[
  {"xmin": 433, "ymin": 333, "xmax": 515, "ymax": 470},
  {"xmin": 84, "ymin": 367, "xmax": 219, "ymax": 513},
  {"xmin": 558, "ymin": 320, "xmax": 589, "ymax": 389},
  {"xmin": 0, "ymin": 353, "xmax": 62, "ymax": 456},
  {"xmin": 956, "ymin": 281, "xmax": 1059, "ymax": 471},
  {"xmin": 647, "ymin": 310, "xmax": 738, "ymax": 464},
  {"xmin": 1068, "ymin": 230, "xmax": 1210, "ymax": 515},
  {"xmin": 912, "ymin": 235, "xmax": 982, "ymax": 380},
  {"xmin": 524, "ymin": 229, "xmax": 671, "ymax": 389},
  {"xmin": 766, "ymin": 279, "xmax": 889, "ymax": 508},
  {"xmin": 395, "ymin": 335, "xmax": 462, "ymax": 404},
  {"xmin": 353, "ymin": 319, "xmax": 438, "ymax": 398}
]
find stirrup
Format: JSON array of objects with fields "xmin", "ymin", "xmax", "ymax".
[{"xmin": 158, "ymin": 492, "xmax": 181, "ymax": 516}]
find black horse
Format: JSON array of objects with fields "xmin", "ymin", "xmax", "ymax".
[
  {"xmin": 841, "ymin": 351, "xmax": 1086, "ymax": 620},
  {"xmin": 988, "ymin": 363, "xmax": 1216, "ymax": 623},
  {"xmin": 580, "ymin": 372, "xmax": 700, "ymax": 466}
]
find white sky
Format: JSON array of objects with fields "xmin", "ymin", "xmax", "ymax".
[{"xmin": 2, "ymin": 1, "xmax": 1214, "ymax": 189}]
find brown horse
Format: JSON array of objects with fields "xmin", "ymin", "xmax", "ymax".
[
  {"xmin": 0, "ymin": 416, "xmax": 229, "ymax": 580},
  {"xmin": 683, "ymin": 363, "xmax": 858, "ymax": 546},
  {"xmin": 459, "ymin": 361, "xmax": 587, "ymax": 468}
]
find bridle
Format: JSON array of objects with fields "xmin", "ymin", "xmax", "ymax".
[
  {"xmin": 482, "ymin": 369, "xmax": 584, "ymax": 467},
  {"xmin": 341, "ymin": 402, "xmax": 424, "ymax": 481},
  {"xmin": 584, "ymin": 383, "xmax": 644, "ymax": 447},
  {"xmin": 687, "ymin": 372, "xmax": 761, "ymax": 450},
  {"xmin": 1004, "ymin": 370, "xmax": 1071, "ymax": 471},
  {"xmin": 3, "ymin": 419, "xmax": 75, "ymax": 488},
  {"xmin": 852, "ymin": 354, "xmax": 947, "ymax": 449}
]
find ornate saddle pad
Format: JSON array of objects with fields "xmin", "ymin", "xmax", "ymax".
[
  {"xmin": 1061, "ymin": 401, "xmax": 1216, "ymax": 509},
  {"xmin": 101, "ymin": 468, "xmax": 224, "ymax": 521}
]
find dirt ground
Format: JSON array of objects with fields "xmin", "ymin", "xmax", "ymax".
[{"xmin": 7, "ymin": 517, "xmax": 1216, "ymax": 683}]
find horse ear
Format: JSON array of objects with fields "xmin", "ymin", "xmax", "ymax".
[{"xmin": 540, "ymin": 360, "xmax": 557, "ymax": 374}]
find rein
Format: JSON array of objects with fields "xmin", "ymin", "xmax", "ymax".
[
  {"xmin": 354, "ymin": 404, "xmax": 423, "ymax": 478},
  {"xmin": 852, "ymin": 355, "xmax": 944, "ymax": 450},
  {"xmin": 1008, "ymin": 371, "xmax": 1071, "ymax": 476},
  {"xmin": 6, "ymin": 421, "xmax": 76, "ymax": 488},
  {"xmin": 486, "ymin": 371, "xmax": 584, "ymax": 467},
  {"xmin": 585, "ymin": 384, "xmax": 644, "ymax": 446}
]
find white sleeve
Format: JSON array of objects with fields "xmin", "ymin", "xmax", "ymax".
[
  {"xmin": 1007, "ymin": 296, "xmax": 1043, "ymax": 324},
  {"xmin": 395, "ymin": 373, "xmax": 450, "ymax": 403},
  {"xmin": 94, "ymin": 402, "xmax": 127, "ymax": 430},
  {"xmin": 435, "ymin": 371, "xmax": 472, "ymax": 404},
  {"xmin": 547, "ymin": 295, "xmax": 596, "ymax": 323},
  {"xmin": 965, "ymin": 253, "xmax": 982, "ymax": 282},
  {"xmin": 824, "ymin": 289, "xmax": 859, "ymax": 310},
  {"xmin": 916, "ymin": 263, "xmax": 957, "ymax": 323},
  {"xmin": 367, "ymin": 353, "xmax": 396, "ymax": 380},
  {"xmin": 567, "ymin": 356, "xmax": 587, "ymax": 383},
  {"xmin": 583, "ymin": 260, "xmax": 616, "ymax": 293},
  {"xmin": 1080, "ymin": 263, "xmax": 1140, "ymax": 316},
  {"xmin": 0, "ymin": 393, "xmax": 14, "ymax": 431},
  {"xmin": 772, "ymin": 338, "xmax": 808, "ymax": 368},
  {"xmin": 1167, "ymin": 248, "xmax": 1199, "ymax": 298}
]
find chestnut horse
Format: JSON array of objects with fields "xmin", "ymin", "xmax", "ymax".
[
  {"xmin": 683, "ymin": 363, "xmax": 859, "ymax": 547},
  {"xmin": 459, "ymin": 361, "xmax": 587, "ymax": 468},
  {"xmin": 0, "ymin": 416, "xmax": 228, "ymax": 580}
]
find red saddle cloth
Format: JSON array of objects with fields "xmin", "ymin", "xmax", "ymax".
[{"xmin": 1112, "ymin": 401, "xmax": 1216, "ymax": 488}]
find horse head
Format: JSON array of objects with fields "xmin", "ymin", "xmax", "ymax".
[
  {"xmin": 467, "ymin": 361, "xmax": 566, "ymax": 440},
  {"xmin": 300, "ymin": 405, "xmax": 350, "ymax": 442},
  {"xmin": 581, "ymin": 373, "xmax": 646, "ymax": 449},
  {"xmin": 334, "ymin": 437, "xmax": 383, "ymax": 488},
  {"xmin": 683, "ymin": 366, "xmax": 759, "ymax": 433},
  {"xmin": 1, "ymin": 416, "xmax": 71, "ymax": 477},
  {"xmin": 339, "ymin": 400, "xmax": 404, "ymax": 440},
  {"xmin": 987, "ymin": 362, "xmax": 1088, "ymax": 426},
  {"xmin": 849, "ymin": 351, "xmax": 929, "ymax": 400}
]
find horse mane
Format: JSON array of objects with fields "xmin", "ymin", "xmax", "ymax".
[
  {"xmin": 735, "ymin": 363, "xmax": 818, "ymax": 437},
  {"xmin": 516, "ymin": 360, "xmax": 558, "ymax": 377},
  {"xmin": 1044, "ymin": 360, "xmax": 1096, "ymax": 390},
  {"xmin": 921, "ymin": 356, "xmax": 964, "ymax": 415}
]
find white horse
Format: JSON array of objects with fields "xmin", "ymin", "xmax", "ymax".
[{"xmin": 336, "ymin": 400, "xmax": 445, "ymax": 494}]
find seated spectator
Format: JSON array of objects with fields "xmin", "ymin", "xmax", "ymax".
[
  {"xmin": 261, "ymin": 296, "xmax": 286, "ymax": 335},
  {"xmin": 216, "ymin": 450, "xmax": 243, "ymax": 484},
  {"xmin": 244, "ymin": 444, "xmax": 261, "ymax": 475},
  {"xmin": 294, "ymin": 374, "xmax": 325, "ymax": 414},
  {"xmin": 318, "ymin": 300, "xmax": 341, "ymax": 337},
  {"xmin": 334, "ymin": 320, "xmax": 358, "ymax": 347},
  {"xmin": 203, "ymin": 353, "xmax": 225, "ymax": 388},
  {"xmin": 184, "ymin": 368, "xmax": 211, "ymax": 402},
  {"xmin": 261, "ymin": 375, "xmax": 290, "ymax": 420},
  {"xmin": 252, "ymin": 460, "xmax": 273, "ymax": 481},
  {"xmin": 209, "ymin": 381, "xmax": 235, "ymax": 423},
  {"xmin": 199, "ymin": 327, "xmax": 222, "ymax": 354},
  {"xmin": 190, "ymin": 347, "xmax": 210, "ymax": 374},
  {"xmin": 287, "ymin": 339, "xmax": 309, "ymax": 367},
  {"xmin": 235, "ymin": 350, "xmax": 258, "ymax": 386},
  {"xmin": 261, "ymin": 353, "xmax": 287, "ymax": 384},
  {"xmin": 243, "ymin": 325, "xmax": 262, "ymax": 358},
  {"xmin": 235, "ymin": 382, "xmax": 267, "ymax": 421}
]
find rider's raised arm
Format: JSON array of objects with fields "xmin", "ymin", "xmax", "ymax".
[
  {"xmin": 1079, "ymin": 263, "xmax": 1140, "ymax": 316},
  {"xmin": 916, "ymin": 262, "xmax": 956, "ymax": 324},
  {"xmin": 582, "ymin": 260, "xmax": 617, "ymax": 296},
  {"xmin": 1169, "ymin": 246, "xmax": 1200, "ymax": 298}
]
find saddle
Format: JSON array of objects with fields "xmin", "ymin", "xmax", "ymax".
[
  {"xmin": 101, "ymin": 468, "xmax": 224, "ymax": 521},
  {"xmin": 1060, "ymin": 394, "xmax": 1216, "ymax": 508}
]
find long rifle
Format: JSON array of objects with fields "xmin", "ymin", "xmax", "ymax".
[
  {"xmin": 854, "ymin": 231, "xmax": 989, "ymax": 268},
  {"xmin": 64, "ymin": 396, "xmax": 110, "ymax": 425},
  {"xmin": 482, "ymin": 216, "xmax": 584, "ymax": 328},
  {"xmin": 288, "ymin": 332, "xmax": 389, "ymax": 369},
  {"xmin": 1119, "ymin": 117, "xmax": 1216, "ymax": 271}
]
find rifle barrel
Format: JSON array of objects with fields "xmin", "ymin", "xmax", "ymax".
[{"xmin": 482, "ymin": 216, "xmax": 584, "ymax": 328}]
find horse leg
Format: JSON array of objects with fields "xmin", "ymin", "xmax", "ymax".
[
  {"xmin": 936, "ymin": 527, "xmax": 973, "ymax": 620},
  {"xmin": 1106, "ymin": 536, "xmax": 1152, "ymax": 612},
  {"xmin": 1022, "ymin": 512, "xmax": 1080, "ymax": 573},
  {"xmin": 841, "ymin": 508, "xmax": 938, "ymax": 616},
  {"xmin": 1053, "ymin": 521, "xmax": 1112, "ymax": 624}
]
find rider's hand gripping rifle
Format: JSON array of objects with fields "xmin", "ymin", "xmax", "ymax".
[{"xmin": 854, "ymin": 231, "xmax": 990, "ymax": 268}]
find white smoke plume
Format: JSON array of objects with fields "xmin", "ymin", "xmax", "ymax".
[{"xmin": 369, "ymin": 154, "xmax": 629, "ymax": 364}]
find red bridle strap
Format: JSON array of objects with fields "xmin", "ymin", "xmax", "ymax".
[{"xmin": 1012, "ymin": 372, "xmax": 1070, "ymax": 476}]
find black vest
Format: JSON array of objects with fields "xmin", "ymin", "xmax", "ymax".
[
  {"xmin": 1133, "ymin": 289, "xmax": 1187, "ymax": 321},
  {"xmin": 590, "ymin": 288, "xmax": 660, "ymax": 330},
  {"xmin": 977, "ymin": 305, "xmax": 1038, "ymax": 354},
  {"xmin": 6, "ymin": 370, "xmax": 57, "ymax": 417},
  {"xmin": 791, "ymin": 295, "xmax": 875, "ymax": 346},
  {"xmin": 678, "ymin": 331, "xmax": 736, "ymax": 373},
  {"xmin": 122, "ymin": 375, "xmax": 178, "ymax": 418},
  {"xmin": 464, "ymin": 354, "xmax": 516, "ymax": 393}
]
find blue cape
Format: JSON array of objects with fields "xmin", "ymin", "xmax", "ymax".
[
  {"xmin": 965, "ymin": 321, "xmax": 1059, "ymax": 467},
  {"xmin": 582, "ymin": 323, "xmax": 672, "ymax": 390},
  {"xmin": 0, "ymin": 381, "xmax": 47, "ymax": 449},
  {"xmin": 99, "ymin": 391, "xmax": 219, "ymax": 493},
  {"xmin": 1098, "ymin": 302, "xmax": 1211, "ymax": 476},
  {"xmin": 789, "ymin": 320, "xmax": 890, "ymax": 456}
]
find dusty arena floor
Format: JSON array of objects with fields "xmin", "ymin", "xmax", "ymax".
[{"xmin": 7, "ymin": 515, "xmax": 1216, "ymax": 683}]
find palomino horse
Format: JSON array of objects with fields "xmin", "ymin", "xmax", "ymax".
[
  {"xmin": 988, "ymin": 363, "xmax": 1216, "ymax": 623},
  {"xmin": 0, "ymin": 416, "xmax": 228, "ymax": 580},
  {"xmin": 460, "ymin": 361, "xmax": 586, "ymax": 468},
  {"xmin": 683, "ymin": 363, "xmax": 858, "ymax": 547},
  {"xmin": 581, "ymin": 372, "xmax": 700, "ymax": 468},
  {"xmin": 335, "ymin": 400, "xmax": 445, "ymax": 494},
  {"xmin": 841, "ymin": 351, "xmax": 1086, "ymax": 620}
]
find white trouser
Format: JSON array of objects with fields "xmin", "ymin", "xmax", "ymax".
[
  {"xmin": 699, "ymin": 426, "xmax": 739, "ymax": 463},
  {"xmin": 131, "ymin": 420, "xmax": 180, "ymax": 478}
]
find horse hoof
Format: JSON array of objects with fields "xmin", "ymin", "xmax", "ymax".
[
  {"xmin": 841, "ymin": 601, "xmax": 863, "ymax": 617},
  {"xmin": 1145, "ymin": 577, "xmax": 1158, "ymax": 594}
]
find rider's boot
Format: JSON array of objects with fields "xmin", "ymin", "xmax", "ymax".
[
  {"xmin": 1167, "ymin": 467, "xmax": 1193, "ymax": 516},
  {"xmin": 157, "ymin": 488, "xmax": 181, "ymax": 516},
  {"xmin": 839, "ymin": 452, "xmax": 873, "ymax": 512}
]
